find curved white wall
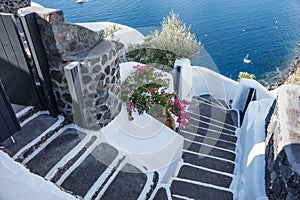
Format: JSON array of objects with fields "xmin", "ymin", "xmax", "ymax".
[
  {"xmin": 176, "ymin": 58, "xmax": 238, "ymax": 103},
  {"xmin": 191, "ymin": 66, "xmax": 238, "ymax": 102},
  {"xmin": 236, "ymin": 98, "xmax": 274, "ymax": 200},
  {"xmin": 0, "ymin": 152, "xmax": 77, "ymax": 200}
]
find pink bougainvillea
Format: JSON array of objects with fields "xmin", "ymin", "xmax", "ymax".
[{"xmin": 122, "ymin": 65, "xmax": 190, "ymax": 129}]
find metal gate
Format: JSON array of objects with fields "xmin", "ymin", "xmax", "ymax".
[
  {"xmin": 0, "ymin": 13, "xmax": 41, "ymax": 106},
  {"xmin": 0, "ymin": 12, "xmax": 58, "ymax": 140}
]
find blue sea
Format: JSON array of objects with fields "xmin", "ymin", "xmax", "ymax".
[{"xmin": 34, "ymin": 0, "xmax": 300, "ymax": 84}]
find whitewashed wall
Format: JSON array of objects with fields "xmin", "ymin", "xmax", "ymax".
[
  {"xmin": 176, "ymin": 58, "xmax": 239, "ymax": 103},
  {"xmin": 236, "ymin": 98, "xmax": 274, "ymax": 200}
]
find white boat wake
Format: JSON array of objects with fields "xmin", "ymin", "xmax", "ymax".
[{"xmin": 243, "ymin": 54, "xmax": 251, "ymax": 64}]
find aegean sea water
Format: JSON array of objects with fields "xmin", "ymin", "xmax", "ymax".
[{"xmin": 34, "ymin": 0, "xmax": 300, "ymax": 84}]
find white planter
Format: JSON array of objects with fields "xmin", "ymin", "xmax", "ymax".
[{"xmin": 102, "ymin": 105, "xmax": 183, "ymax": 171}]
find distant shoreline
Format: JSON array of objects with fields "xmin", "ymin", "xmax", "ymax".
[{"xmin": 267, "ymin": 50, "xmax": 300, "ymax": 90}]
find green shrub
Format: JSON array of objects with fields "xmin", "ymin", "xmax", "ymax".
[
  {"xmin": 126, "ymin": 11, "xmax": 200, "ymax": 67},
  {"xmin": 237, "ymin": 72, "xmax": 256, "ymax": 82},
  {"xmin": 126, "ymin": 45, "xmax": 177, "ymax": 67},
  {"xmin": 145, "ymin": 11, "xmax": 200, "ymax": 59},
  {"xmin": 99, "ymin": 24, "xmax": 122, "ymax": 39}
]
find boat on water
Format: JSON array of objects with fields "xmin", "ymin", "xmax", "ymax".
[
  {"xmin": 76, "ymin": 0, "xmax": 88, "ymax": 4},
  {"xmin": 243, "ymin": 54, "xmax": 251, "ymax": 64}
]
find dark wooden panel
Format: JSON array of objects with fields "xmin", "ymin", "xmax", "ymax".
[
  {"xmin": 1, "ymin": 13, "xmax": 41, "ymax": 106},
  {"xmin": 19, "ymin": 12, "xmax": 58, "ymax": 116},
  {"xmin": 0, "ymin": 113, "xmax": 11, "ymax": 143},
  {"xmin": 0, "ymin": 13, "xmax": 41, "ymax": 106},
  {"xmin": 0, "ymin": 18, "xmax": 25, "ymax": 102},
  {"xmin": 0, "ymin": 81, "xmax": 20, "ymax": 142}
]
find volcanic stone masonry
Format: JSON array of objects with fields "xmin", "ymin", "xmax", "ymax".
[
  {"xmin": 79, "ymin": 41, "xmax": 122, "ymax": 130},
  {"xmin": 265, "ymin": 85, "xmax": 300, "ymax": 200},
  {"xmin": 0, "ymin": 0, "xmax": 30, "ymax": 15},
  {"xmin": 18, "ymin": 6, "xmax": 122, "ymax": 130}
]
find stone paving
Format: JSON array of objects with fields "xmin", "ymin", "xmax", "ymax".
[
  {"xmin": 3, "ymin": 94, "xmax": 240, "ymax": 200},
  {"xmin": 2, "ymin": 113, "xmax": 59, "ymax": 155},
  {"xmin": 26, "ymin": 128, "xmax": 86, "ymax": 177},
  {"xmin": 61, "ymin": 143, "xmax": 118, "ymax": 197},
  {"xmin": 101, "ymin": 163, "xmax": 148, "ymax": 200},
  {"xmin": 170, "ymin": 180, "xmax": 233, "ymax": 200}
]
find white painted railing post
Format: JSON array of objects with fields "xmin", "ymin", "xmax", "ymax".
[{"xmin": 174, "ymin": 58, "xmax": 193, "ymax": 102}]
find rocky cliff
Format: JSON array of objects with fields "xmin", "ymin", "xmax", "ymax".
[{"xmin": 265, "ymin": 85, "xmax": 300, "ymax": 199}]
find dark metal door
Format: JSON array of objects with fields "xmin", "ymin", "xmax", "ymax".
[{"xmin": 0, "ymin": 13, "xmax": 41, "ymax": 107}]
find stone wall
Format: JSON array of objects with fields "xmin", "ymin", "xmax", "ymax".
[
  {"xmin": 18, "ymin": 6, "xmax": 122, "ymax": 129},
  {"xmin": 265, "ymin": 85, "xmax": 300, "ymax": 199},
  {"xmin": 79, "ymin": 41, "xmax": 121, "ymax": 130},
  {"xmin": 0, "ymin": 0, "xmax": 30, "ymax": 15}
]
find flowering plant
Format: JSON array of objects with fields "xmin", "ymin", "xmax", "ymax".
[
  {"xmin": 121, "ymin": 65, "xmax": 169, "ymax": 102},
  {"xmin": 122, "ymin": 65, "xmax": 190, "ymax": 129}
]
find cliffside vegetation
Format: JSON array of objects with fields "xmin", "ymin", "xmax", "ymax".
[
  {"xmin": 237, "ymin": 72, "xmax": 256, "ymax": 82},
  {"xmin": 284, "ymin": 67, "xmax": 300, "ymax": 85},
  {"xmin": 126, "ymin": 11, "xmax": 200, "ymax": 68}
]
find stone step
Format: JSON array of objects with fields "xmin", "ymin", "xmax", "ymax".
[
  {"xmin": 194, "ymin": 95, "xmax": 229, "ymax": 109},
  {"xmin": 188, "ymin": 102, "xmax": 238, "ymax": 127},
  {"xmin": 25, "ymin": 128, "xmax": 86, "ymax": 177},
  {"xmin": 182, "ymin": 151, "xmax": 235, "ymax": 174},
  {"xmin": 189, "ymin": 117, "xmax": 236, "ymax": 135},
  {"xmin": 61, "ymin": 143, "xmax": 118, "ymax": 197},
  {"xmin": 2, "ymin": 113, "xmax": 59, "ymax": 155},
  {"xmin": 11, "ymin": 104, "xmax": 27, "ymax": 114},
  {"xmin": 190, "ymin": 98, "xmax": 227, "ymax": 112},
  {"xmin": 191, "ymin": 97, "xmax": 221, "ymax": 109},
  {"xmin": 172, "ymin": 196, "xmax": 186, "ymax": 200},
  {"xmin": 179, "ymin": 131, "xmax": 236, "ymax": 151},
  {"xmin": 177, "ymin": 165, "xmax": 233, "ymax": 188},
  {"xmin": 196, "ymin": 94, "xmax": 212, "ymax": 101},
  {"xmin": 171, "ymin": 180, "xmax": 233, "ymax": 200},
  {"xmin": 189, "ymin": 112, "xmax": 236, "ymax": 131},
  {"xmin": 11, "ymin": 104, "xmax": 37, "ymax": 123},
  {"xmin": 212, "ymin": 99, "xmax": 229, "ymax": 109},
  {"xmin": 192, "ymin": 97, "xmax": 225, "ymax": 110},
  {"xmin": 188, "ymin": 103, "xmax": 236, "ymax": 124},
  {"xmin": 101, "ymin": 163, "xmax": 148, "ymax": 200},
  {"xmin": 182, "ymin": 125, "xmax": 237, "ymax": 143},
  {"xmin": 153, "ymin": 188, "xmax": 168, "ymax": 200},
  {"xmin": 183, "ymin": 140, "xmax": 236, "ymax": 161},
  {"xmin": 50, "ymin": 135, "xmax": 97, "ymax": 183}
]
